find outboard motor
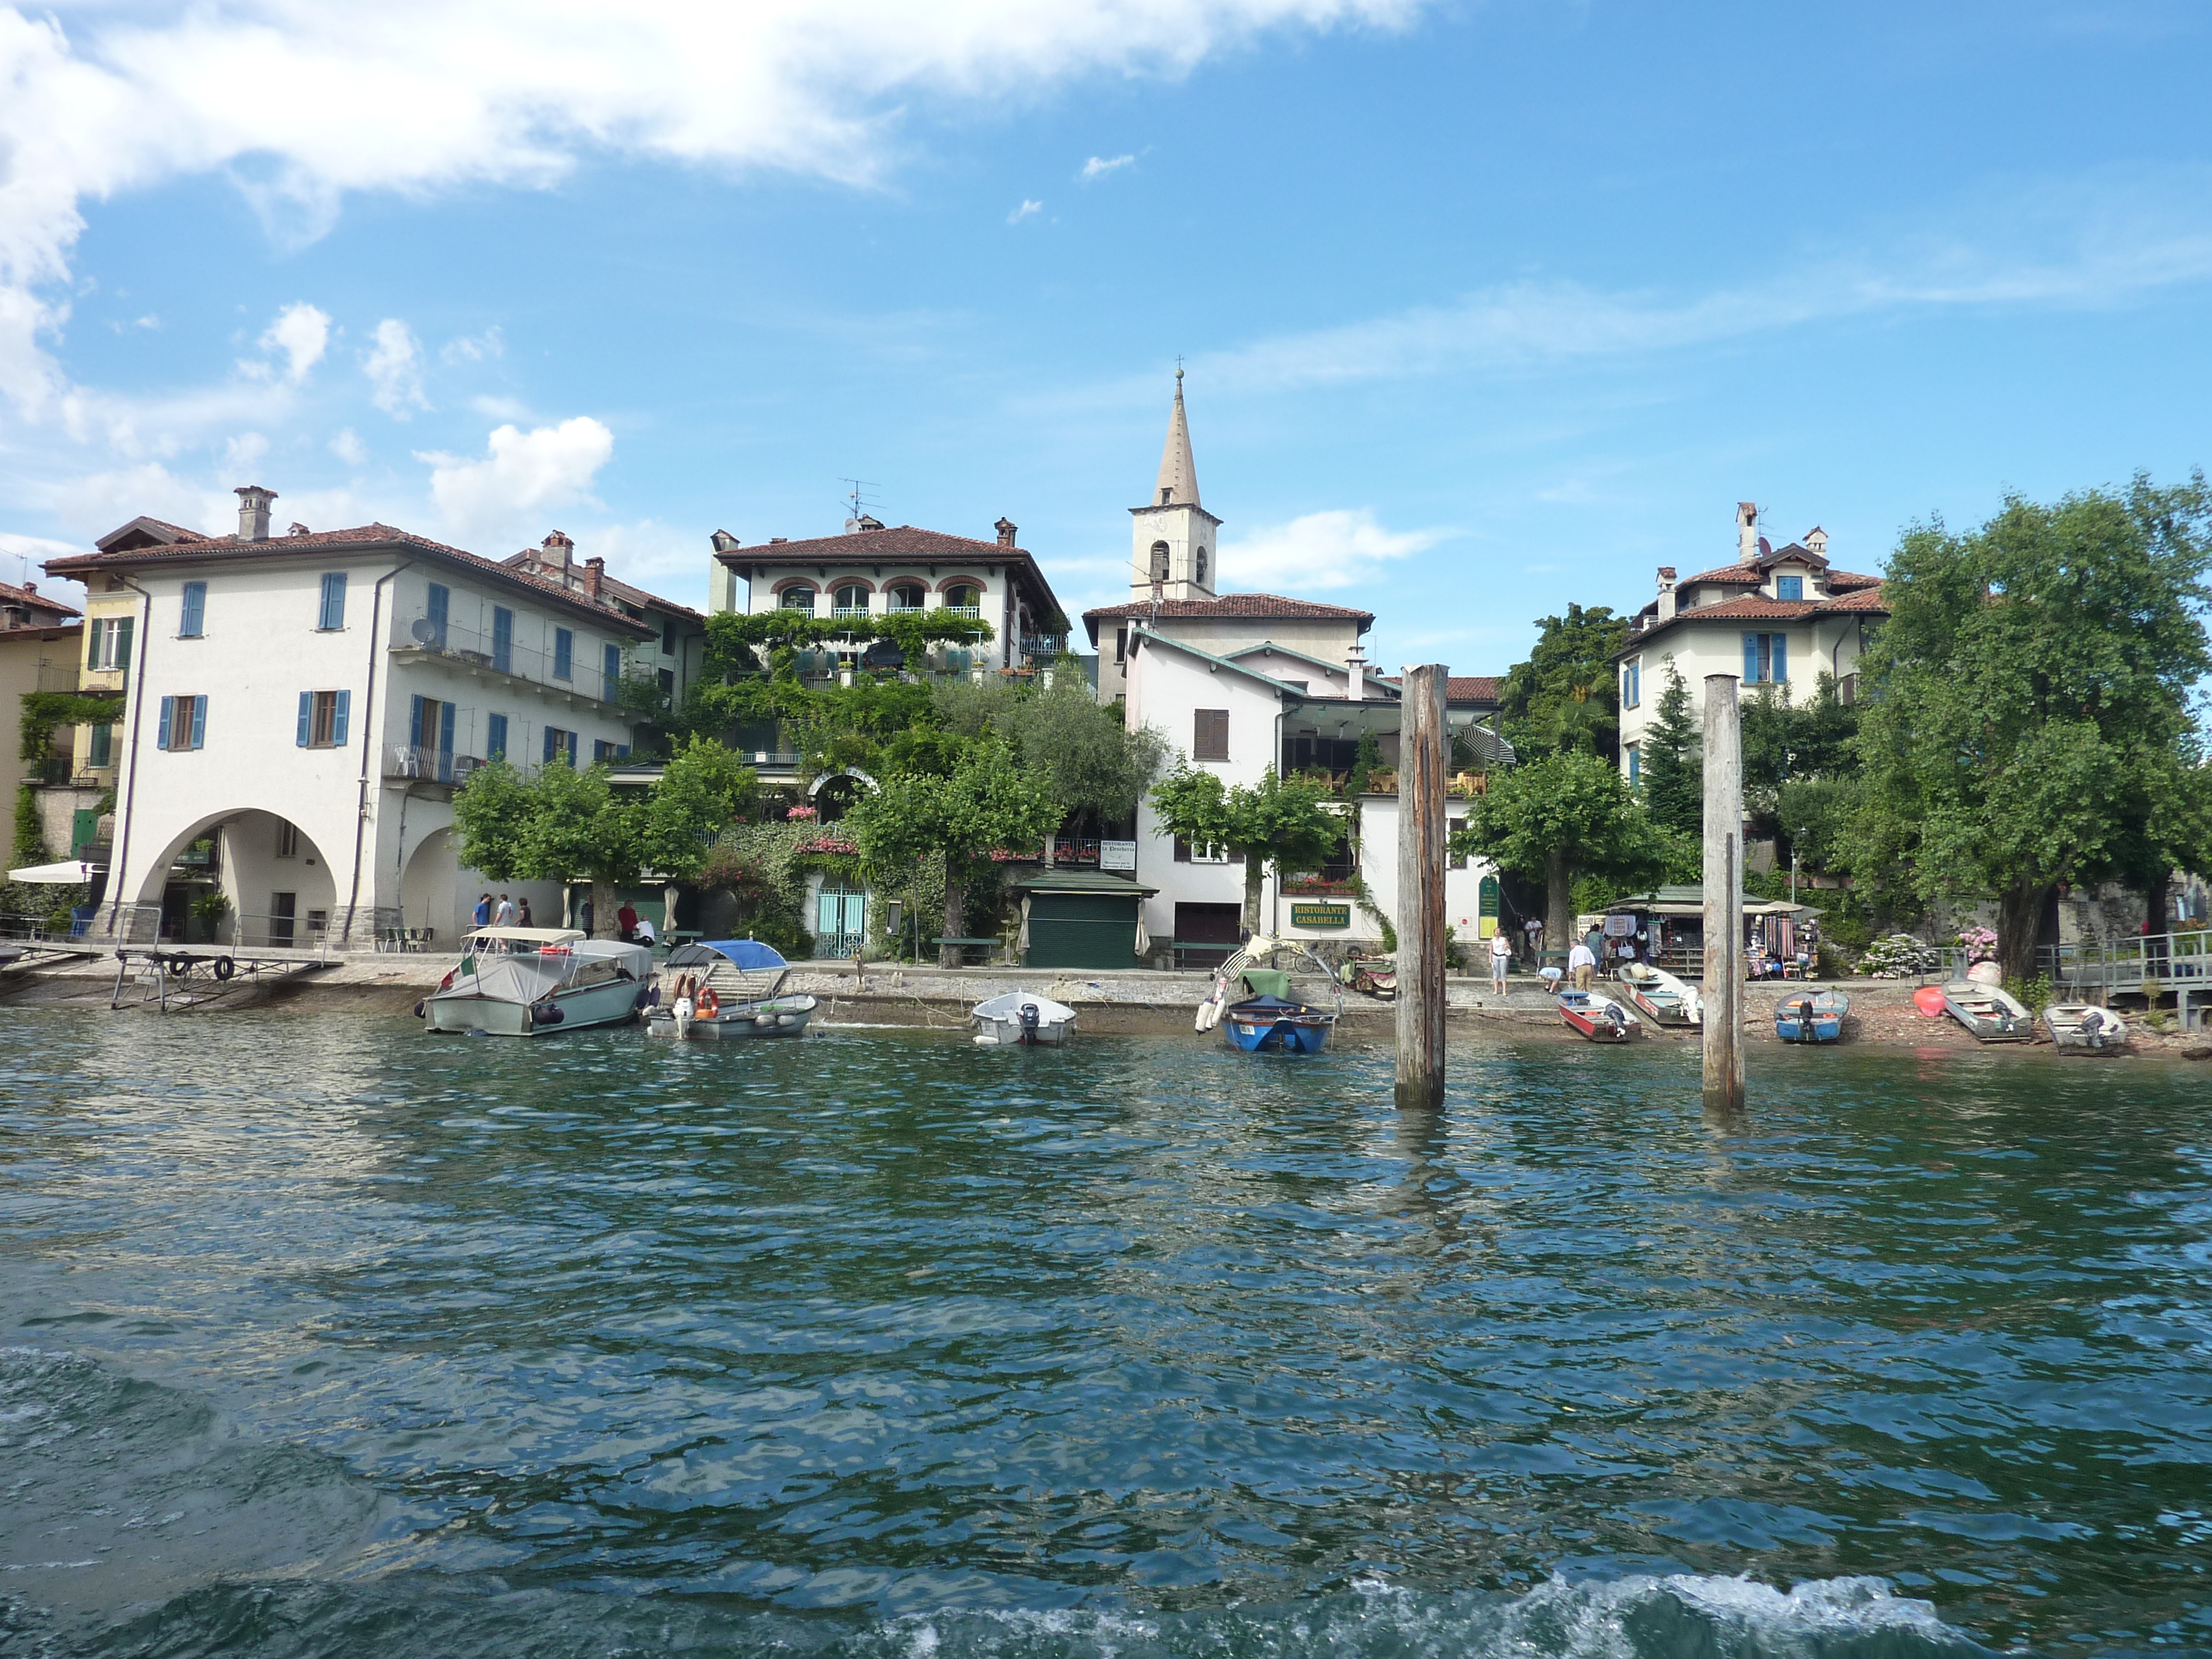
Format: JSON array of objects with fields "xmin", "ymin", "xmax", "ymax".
[{"xmin": 1018, "ymin": 1000, "xmax": 1041, "ymax": 1045}]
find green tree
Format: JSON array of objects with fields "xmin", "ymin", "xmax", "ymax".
[
  {"xmin": 994, "ymin": 674, "xmax": 1170, "ymax": 849},
  {"xmin": 1638, "ymin": 660, "xmax": 1702, "ymax": 836},
  {"xmin": 1496, "ymin": 603, "xmax": 1629, "ymax": 761},
  {"xmin": 1741, "ymin": 674, "xmax": 1860, "ymax": 848},
  {"xmin": 453, "ymin": 742, "xmax": 756, "ymax": 936},
  {"xmin": 1148, "ymin": 766, "xmax": 1341, "ymax": 938},
  {"xmin": 1845, "ymin": 475, "xmax": 2212, "ymax": 982},
  {"xmin": 845, "ymin": 737, "xmax": 1062, "ymax": 967},
  {"xmin": 1449, "ymin": 749, "xmax": 1667, "ymax": 952}
]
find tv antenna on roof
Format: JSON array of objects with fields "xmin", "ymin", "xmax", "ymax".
[{"xmin": 839, "ymin": 478, "xmax": 881, "ymax": 527}]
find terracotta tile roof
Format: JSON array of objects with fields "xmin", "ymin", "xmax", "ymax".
[
  {"xmin": 1447, "ymin": 675, "xmax": 1501, "ymax": 705},
  {"xmin": 0, "ymin": 580, "xmax": 81, "ymax": 622},
  {"xmin": 1621, "ymin": 581, "xmax": 1889, "ymax": 652},
  {"xmin": 502, "ymin": 552, "xmax": 703, "ymax": 622},
  {"xmin": 714, "ymin": 523, "xmax": 1064, "ymax": 622},
  {"xmin": 1083, "ymin": 591, "xmax": 1376, "ymax": 623},
  {"xmin": 95, "ymin": 515, "xmax": 206, "ymax": 554},
  {"xmin": 48, "ymin": 522, "xmax": 657, "ymax": 635},
  {"xmin": 1818, "ymin": 583, "xmax": 1890, "ymax": 612}
]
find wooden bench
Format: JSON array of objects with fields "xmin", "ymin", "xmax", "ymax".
[{"xmin": 931, "ymin": 936, "xmax": 1005, "ymax": 966}]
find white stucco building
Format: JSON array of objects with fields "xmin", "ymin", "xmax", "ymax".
[
  {"xmin": 1615, "ymin": 501, "xmax": 1889, "ymax": 786},
  {"xmin": 1087, "ymin": 375, "xmax": 1508, "ymax": 962},
  {"xmin": 47, "ymin": 488, "xmax": 695, "ymax": 949}
]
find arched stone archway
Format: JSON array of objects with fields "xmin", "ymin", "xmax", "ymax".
[{"xmin": 121, "ymin": 808, "xmax": 338, "ymax": 947}]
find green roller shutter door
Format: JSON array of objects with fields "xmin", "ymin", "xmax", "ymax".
[{"xmin": 1023, "ymin": 893, "xmax": 1139, "ymax": 969}]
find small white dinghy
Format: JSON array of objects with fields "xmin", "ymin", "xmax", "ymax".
[
  {"xmin": 2044, "ymin": 1003, "xmax": 2127, "ymax": 1054},
  {"xmin": 1939, "ymin": 980, "xmax": 2036, "ymax": 1042},
  {"xmin": 1617, "ymin": 962, "xmax": 1702, "ymax": 1027},
  {"xmin": 972, "ymin": 991, "xmax": 1077, "ymax": 1046}
]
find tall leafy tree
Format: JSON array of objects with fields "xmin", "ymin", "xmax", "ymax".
[
  {"xmin": 845, "ymin": 737, "xmax": 1062, "ymax": 967},
  {"xmin": 1740, "ymin": 675, "xmax": 1860, "ymax": 848},
  {"xmin": 1845, "ymin": 475, "xmax": 2212, "ymax": 982},
  {"xmin": 1638, "ymin": 660, "xmax": 1702, "ymax": 836},
  {"xmin": 1496, "ymin": 603, "xmax": 1629, "ymax": 762},
  {"xmin": 1149, "ymin": 766, "xmax": 1341, "ymax": 938},
  {"xmin": 1449, "ymin": 750, "xmax": 1667, "ymax": 951},
  {"xmin": 995, "ymin": 674, "xmax": 1170, "ymax": 846}
]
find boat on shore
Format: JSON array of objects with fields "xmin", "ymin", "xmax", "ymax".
[
  {"xmin": 1617, "ymin": 962, "xmax": 1701, "ymax": 1027},
  {"xmin": 972, "ymin": 991, "xmax": 1077, "ymax": 1046},
  {"xmin": 1197, "ymin": 936, "xmax": 1344, "ymax": 1054},
  {"xmin": 2044, "ymin": 1003, "xmax": 2127, "ymax": 1054},
  {"xmin": 1940, "ymin": 980, "xmax": 2036, "ymax": 1042},
  {"xmin": 1775, "ymin": 985, "xmax": 1850, "ymax": 1043},
  {"xmin": 646, "ymin": 939, "xmax": 816, "ymax": 1040},
  {"xmin": 423, "ymin": 928, "xmax": 654, "ymax": 1036},
  {"xmin": 1558, "ymin": 988, "xmax": 1638, "ymax": 1042}
]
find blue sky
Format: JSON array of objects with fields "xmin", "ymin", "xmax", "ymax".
[{"xmin": 3, "ymin": 0, "xmax": 2209, "ymax": 674}]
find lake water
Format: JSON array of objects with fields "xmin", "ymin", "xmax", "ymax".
[{"xmin": 3, "ymin": 1009, "xmax": 2209, "ymax": 1658}]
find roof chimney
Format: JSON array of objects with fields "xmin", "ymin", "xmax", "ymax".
[
  {"xmin": 709, "ymin": 529, "xmax": 740, "ymax": 554},
  {"xmin": 21, "ymin": 581, "xmax": 33, "ymax": 595},
  {"xmin": 1346, "ymin": 640, "xmax": 1367, "ymax": 702},
  {"xmin": 1804, "ymin": 526, "xmax": 1828, "ymax": 559},
  {"xmin": 583, "ymin": 556, "xmax": 604, "ymax": 600},
  {"xmin": 1736, "ymin": 501, "xmax": 1759, "ymax": 566},
  {"xmin": 1657, "ymin": 565, "xmax": 1678, "ymax": 622},
  {"xmin": 235, "ymin": 485, "xmax": 276, "ymax": 543},
  {"xmin": 287, "ymin": 521, "xmax": 310, "ymax": 537},
  {"xmin": 541, "ymin": 531, "xmax": 574, "ymax": 573},
  {"xmin": 994, "ymin": 517, "xmax": 1017, "ymax": 549}
]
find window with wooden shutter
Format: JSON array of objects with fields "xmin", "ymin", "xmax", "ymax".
[{"xmin": 1193, "ymin": 708, "xmax": 1229, "ymax": 761}]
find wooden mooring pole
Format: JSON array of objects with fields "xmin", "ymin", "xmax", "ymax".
[
  {"xmin": 1701, "ymin": 674, "xmax": 1746, "ymax": 1113},
  {"xmin": 1396, "ymin": 663, "xmax": 1448, "ymax": 1110}
]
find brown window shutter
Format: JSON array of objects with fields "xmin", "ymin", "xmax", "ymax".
[
  {"xmin": 1173, "ymin": 836, "xmax": 1191, "ymax": 863},
  {"xmin": 1194, "ymin": 708, "xmax": 1229, "ymax": 760}
]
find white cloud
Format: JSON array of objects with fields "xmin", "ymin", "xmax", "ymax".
[
  {"xmin": 421, "ymin": 417, "xmax": 615, "ymax": 543},
  {"xmin": 329, "ymin": 427, "xmax": 368, "ymax": 465},
  {"xmin": 1218, "ymin": 507, "xmax": 1447, "ymax": 591},
  {"xmin": 1008, "ymin": 198, "xmax": 1044, "ymax": 224},
  {"xmin": 363, "ymin": 320, "xmax": 430, "ymax": 417},
  {"xmin": 0, "ymin": 0, "xmax": 1421, "ymax": 420},
  {"xmin": 469, "ymin": 393, "xmax": 532, "ymax": 421},
  {"xmin": 1079, "ymin": 153, "xmax": 1134, "ymax": 181},
  {"xmin": 223, "ymin": 431, "xmax": 270, "ymax": 472},
  {"xmin": 443, "ymin": 326, "xmax": 505, "ymax": 365},
  {"xmin": 0, "ymin": 529, "xmax": 93, "ymax": 608},
  {"xmin": 247, "ymin": 302, "xmax": 330, "ymax": 385}
]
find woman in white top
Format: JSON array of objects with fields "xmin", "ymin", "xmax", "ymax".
[{"xmin": 1489, "ymin": 928, "xmax": 1512, "ymax": 993}]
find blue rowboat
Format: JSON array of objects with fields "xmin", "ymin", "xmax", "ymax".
[
  {"xmin": 1196, "ymin": 935, "xmax": 1344, "ymax": 1055},
  {"xmin": 1219, "ymin": 992, "xmax": 1336, "ymax": 1053},
  {"xmin": 1775, "ymin": 985, "xmax": 1849, "ymax": 1043}
]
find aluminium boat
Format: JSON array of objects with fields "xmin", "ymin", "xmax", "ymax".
[
  {"xmin": 423, "ymin": 928, "xmax": 654, "ymax": 1036},
  {"xmin": 647, "ymin": 939, "xmax": 817, "ymax": 1039},
  {"xmin": 1775, "ymin": 985, "xmax": 1850, "ymax": 1043},
  {"xmin": 1939, "ymin": 980, "xmax": 2036, "ymax": 1042},
  {"xmin": 2043, "ymin": 1003, "xmax": 2127, "ymax": 1054},
  {"xmin": 1557, "ymin": 988, "xmax": 1638, "ymax": 1042},
  {"xmin": 971, "ymin": 991, "xmax": 1078, "ymax": 1046},
  {"xmin": 1617, "ymin": 962, "xmax": 1702, "ymax": 1027}
]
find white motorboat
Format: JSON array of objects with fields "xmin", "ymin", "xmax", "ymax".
[
  {"xmin": 2044, "ymin": 1003, "xmax": 2127, "ymax": 1054},
  {"xmin": 423, "ymin": 928, "xmax": 654, "ymax": 1036},
  {"xmin": 971, "ymin": 991, "xmax": 1078, "ymax": 1046},
  {"xmin": 646, "ymin": 939, "xmax": 817, "ymax": 1040},
  {"xmin": 1617, "ymin": 962, "xmax": 1702, "ymax": 1027}
]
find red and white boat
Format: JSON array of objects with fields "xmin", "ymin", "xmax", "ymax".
[{"xmin": 1557, "ymin": 987, "xmax": 1638, "ymax": 1042}]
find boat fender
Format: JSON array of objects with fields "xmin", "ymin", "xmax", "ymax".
[
  {"xmin": 213, "ymin": 956, "xmax": 235, "ymax": 982},
  {"xmin": 413, "ymin": 999, "xmax": 425, "ymax": 1018},
  {"xmin": 696, "ymin": 987, "xmax": 720, "ymax": 1019},
  {"xmin": 1195, "ymin": 998, "xmax": 1221, "ymax": 1033},
  {"xmin": 531, "ymin": 1002, "xmax": 565, "ymax": 1025},
  {"xmin": 634, "ymin": 987, "xmax": 654, "ymax": 1010}
]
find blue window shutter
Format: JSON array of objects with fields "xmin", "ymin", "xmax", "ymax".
[
  {"xmin": 1771, "ymin": 633, "xmax": 1786, "ymax": 683},
  {"xmin": 616, "ymin": 743, "xmax": 630, "ymax": 759},
  {"xmin": 158, "ymin": 695, "xmax": 175, "ymax": 751},
  {"xmin": 190, "ymin": 695, "xmax": 207, "ymax": 749},
  {"xmin": 298, "ymin": 691, "xmax": 312, "ymax": 746},
  {"xmin": 566, "ymin": 731, "xmax": 578, "ymax": 767},
  {"xmin": 439, "ymin": 700, "xmax": 455, "ymax": 755},
  {"xmin": 320, "ymin": 572, "xmax": 347, "ymax": 630},
  {"xmin": 333, "ymin": 689, "xmax": 350, "ymax": 747},
  {"xmin": 1743, "ymin": 634, "xmax": 1758, "ymax": 683},
  {"xmin": 554, "ymin": 628, "xmax": 573, "ymax": 680},
  {"xmin": 488, "ymin": 713, "xmax": 507, "ymax": 760},
  {"xmin": 543, "ymin": 725, "xmax": 557, "ymax": 764},
  {"xmin": 409, "ymin": 695, "xmax": 424, "ymax": 749},
  {"xmin": 181, "ymin": 582, "xmax": 205, "ymax": 637}
]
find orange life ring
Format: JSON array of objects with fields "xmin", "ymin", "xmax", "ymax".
[{"xmin": 695, "ymin": 987, "xmax": 720, "ymax": 1018}]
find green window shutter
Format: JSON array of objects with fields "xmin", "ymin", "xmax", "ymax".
[
  {"xmin": 297, "ymin": 692, "xmax": 312, "ymax": 746},
  {"xmin": 87, "ymin": 621, "xmax": 102, "ymax": 670},
  {"xmin": 333, "ymin": 689, "xmax": 350, "ymax": 747},
  {"xmin": 115, "ymin": 615, "xmax": 133, "ymax": 672}
]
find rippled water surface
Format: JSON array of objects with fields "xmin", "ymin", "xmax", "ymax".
[{"xmin": 4, "ymin": 1008, "xmax": 2210, "ymax": 1657}]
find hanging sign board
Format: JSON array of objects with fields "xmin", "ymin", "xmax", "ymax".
[
  {"xmin": 1098, "ymin": 840, "xmax": 1138, "ymax": 871},
  {"xmin": 1290, "ymin": 902, "xmax": 1352, "ymax": 929}
]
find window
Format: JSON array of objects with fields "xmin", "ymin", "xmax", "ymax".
[
  {"xmin": 1173, "ymin": 836, "xmax": 1232, "ymax": 863},
  {"xmin": 297, "ymin": 689, "xmax": 352, "ymax": 748},
  {"xmin": 317, "ymin": 572, "xmax": 347, "ymax": 631},
  {"xmin": 156, "ymin": 695, "xmax": 207, "ymax": 751},
  {"xmin": 1193, "ymin": 708, "xmax": 1230, "ymax": 761},
  {"xmin": 661, "ymin": 617, "xmax": 677, "ymax": 655},
  {"xmin": 594, "ymin": 739, "xmax": 632, "ymax": 762},
  {"xmin": 492, "ymin": 606, "xmax": 514, "ymax": 674},
  {"xmin": 179, "ymin": 581, "xmax": 206, "ymax": 638},
  {"xmin": 1742, "ymin": 632, "xmax": 1789, "ymax": 685},
  {"xmin": 1626, "ymin": 743, "xmax": 1641, "ymax": 786},
  {"xmin": 1114, "ymin": 626, "xmax": 1128, "ymax": 665},
  {"xmin": 1836, "ymin": 674, "xmax": 1858, "ymax": 706},
  {"xmin": 780, "ymin": 586, "xmax": 816, "ymax": 613},
  {"xmin": 426, "ymin": 582, "xmax": 450, "ymax": 647},
  {"xmin": 87, "ymin": 615, "xmax": 135, "ymax": 672},
  {"xmin": 276, "ymin": 821, "xmax": 299, "ymax": 858},
  {"xmin": 603, "ymin": 642, "xmax": 622, "ymax": 702},
  {"xmin": 542, "ymin": 725, "xmax": 578, "ymax": 766},
  {"xmin": 1775, "ymin": 574, "xmax": 1803, "ymax": 602},
  {"xmin": 486, "ymin": 712, "xmax": 509, "ymax": 761},
  {"xmin": 409, "ymin": 694, "xmax": 452, "ymax": 759},
  {"xmin": 832, "ymin": 583, "xmax": 870, "ymax": 617},
  {"xmin": 1150, "ymin": 541, "xmax": 1170, "ymax": 581},
  {"xmin": 1621, "ymin": 658, "xmax": 1641, "ymax": 709},
  {"xmin": 887, "ymin": 581, "xmax": 927, "ymax": 612},
  {"xmin": 943, "ymin": 583, "xmax": 981, "ymax": 613},
  {"xmin": 658, "ymin": 668, "xmax": 675, "ymax": 699},
  {"xmin": 89, "ymin": 723, "xmax": 112, "ymax": 769},
  {"xmin": 1195, "ymin": 548, "xmax": 1208, "ymax": 585},
  {"xmin": 553, "ymin": 628, "xmax": 574, "ymax": 680}
]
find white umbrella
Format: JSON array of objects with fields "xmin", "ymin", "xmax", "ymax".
[{"xmin": 8, "ymin": 859, "xmax": 100, "ymax": 883}]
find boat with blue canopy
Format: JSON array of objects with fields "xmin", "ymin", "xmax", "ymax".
[{"xmin": 647, "ymin": 939, "xmax": 818, "ymax": 1040}]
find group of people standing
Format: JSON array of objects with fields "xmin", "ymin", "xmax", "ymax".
[
  {"xmin": 472, "ymin": 892, "xmax": 533, "ymax": 929},
  {"xmin": 470, "ymin": 892, "xmax": 657, "ymax": 945}
]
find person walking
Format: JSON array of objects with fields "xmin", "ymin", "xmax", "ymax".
[
  {"xmin": 493, "ymin": 893, "xmax": 516, "ymax": 927},
  {"xmin": 1489, "ymin": 928, "xmax": 1512, "ymax": 994},
  {"xmin": 515, "ymin": 896, "xmax": 533, "ymax": 928},
  {"xmin": 473, "ymin": 893, "xmax": 492, "ymax": 929},
  {"xmin": 1568, "ymin": 936, "xmax": 1598, "ymax": 992}
]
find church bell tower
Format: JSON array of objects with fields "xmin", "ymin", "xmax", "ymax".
[{"xmin": 1130, "ymin": 367, "xmax": 1221, "ymax": 601}]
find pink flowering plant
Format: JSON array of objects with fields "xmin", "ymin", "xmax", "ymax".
[
  {"xmin": 785, "ymin": 804, "xmax": 818, "ymax": 822},
  {"xmin": 1956, "ymin": 924, "xmax": 1999, "ymax": 964}
]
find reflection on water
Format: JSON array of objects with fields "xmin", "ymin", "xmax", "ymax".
[{"xmin": 2, "ymin": 1011, "xmax": 2208, "ymax": 1657}]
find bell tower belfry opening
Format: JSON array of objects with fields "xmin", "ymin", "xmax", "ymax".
[{"xmin": 1130, "ymin": 366, "xmax": 1222, "ymax": 602}]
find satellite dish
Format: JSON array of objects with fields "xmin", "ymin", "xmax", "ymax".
[{"xmin": 410, "ymin": 618, "xmax": 441, "ymax": 644}]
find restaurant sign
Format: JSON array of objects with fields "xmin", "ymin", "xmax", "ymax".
[{"xmin": 1290, "ymin": 902, "xmax": 1352, "ymax": 929}]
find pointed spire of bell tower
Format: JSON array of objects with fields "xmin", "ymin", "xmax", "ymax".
[{"xmin": 1155, "ymin": 364, "xmax": 1199, "ymax": 509}]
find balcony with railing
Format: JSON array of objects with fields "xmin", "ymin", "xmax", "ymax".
[
  {"xmin": 384, "ymin": 745, "xmax": 483, "ymax": 785},
  {"xmin": 387, "ymin": 608, "xmax": 629, "ymax": 708}
]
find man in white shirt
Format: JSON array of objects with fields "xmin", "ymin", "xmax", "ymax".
[
  {"xmin": 492, "ymin": 893, "xmax": 516, "ymax": 927},
  {"xmin": 1567, "ymin": 938, "xmax": 1597, "ymax": 991}
]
